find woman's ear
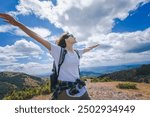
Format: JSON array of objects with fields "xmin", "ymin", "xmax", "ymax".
[
  {"xmin": 55, "ymin": 39, "xmax": 59, "ymax": 44},
  {"xmin": 65, "ymin": 38, "xmax": 67, "ymax": 43},
  {"xmin": 65, "ymin": 37, "xmax": 70, "ymax": 44}
]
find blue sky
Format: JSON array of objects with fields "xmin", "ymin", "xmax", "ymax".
[
  {"xmin": 0, "ymin": 0, "xmax": 150, "ymax": 75},
  {"xmin": 112, "ymin": 2, "xmax": 150, "ymax": 32}
]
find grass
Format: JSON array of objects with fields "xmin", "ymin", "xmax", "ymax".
[
  {"xmin": 116, "ymin": 82, "xmax": 137, "ymax": 89},
  {"xmin": 91, "ymin": 77, "xmax": 113, "ymax": 82},
  {"xmin": 3, "ymin": 80, "xmax": 51, "ymax": 100}
]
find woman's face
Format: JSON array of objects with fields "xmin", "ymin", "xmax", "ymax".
[{"xmin": 66, "ymin": 35, "xmax": 77, "ymax": 44}]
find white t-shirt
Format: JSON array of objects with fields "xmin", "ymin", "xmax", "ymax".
[{"xmin": 49, "ymin": 43, "xmax": 87, "ymax": 97}]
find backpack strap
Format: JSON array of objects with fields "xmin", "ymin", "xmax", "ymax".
[
  {"xmin": 74, "ymin": 49, "xmax": 81, "ymax": 76},
  {"xmin": 55, "ymin": 49, "xmax": 80, "ymax": 77},
  {"xmin": 52, "ymin": 48, "xmax": 67, "ymax": 76},
  {"xmin": 51, "ymin": 48, "xmax": 67, "ymax": 91},
  {"xmin": 74, "ymin": 49, "xmax": 80, "ymax": 59},
  {"xmin": 51, "ymin": 49, "xmax": 81, "ymax": 96},
  {"xmin": 57, "ymin": 48, "xmax": 67, "ymax": 77}
]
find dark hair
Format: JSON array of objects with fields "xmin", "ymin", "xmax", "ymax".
[{"xmin": 57, "ymin": 33, "xmax": 70, "ymax": 48}]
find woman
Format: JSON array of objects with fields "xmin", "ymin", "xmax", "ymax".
[{"xmin": 0, "ymin": 13, "xmax": 99, "ymax": 100}]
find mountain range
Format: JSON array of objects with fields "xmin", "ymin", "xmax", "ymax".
[
  {"xmin": 39, "ymin": 63, "xmax": 144, "ymax": 78},
  {"xmin": 80, "ymin": 64, "xmax": 143, "ymax": 77},
  {"xmin": 0, "ymin": 63, "xmax": 150, "ymax": 99},
  {"xmin": 0, "ymin": 72, "xmax": 45, "ymax": 99},
  {"xmin": 98, "ymin": 64, "xmax": 150, "ymax": 83}
]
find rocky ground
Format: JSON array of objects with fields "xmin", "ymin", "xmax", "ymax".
[{"xmin": 31, "ymin": 79, "xmax": 150, "ymax": 100}]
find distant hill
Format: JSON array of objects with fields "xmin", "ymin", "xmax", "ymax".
[
  {"xmin": 80, "ymin": 64, "xmax": 142, "ymax": 77},
  {"xmin": 38, "ymin": 63, "xmax": 147, "ymax": 78},
  {"xmin": 81, "ymin": 64, "xmax": 142, "ymax": 75},
  {"xmin": 80, "ymin": 71, "xmax": 101, "ymax": 77},
  {"xmin": 98, "ymin": 64, "xmax": 150, "ymax": 83},
  {"xmin": 0, "ymin": 71, "xmax": 45, "ymax": 99}
]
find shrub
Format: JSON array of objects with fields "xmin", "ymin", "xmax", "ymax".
[
  {"xmin": 81, "ymin": 78, "xmax": 87, "ymax": 81},
  {"xmin": 91, "ymin": 77, "xmax": 113, "ymax": 82},
  {"xmin": 81, "ymin": 77, "xmax": 95, "ymax": 81},
  {"xmin": 117, "ymin": 82, "xmax": 137, "ymax": 89},
  {"xmin": 144, "ymin": 79, "xmax": 150, "ymax": 84},
  {"xmin": 3, "ymin": 80, "xmax": 51, "ymax": 100}
]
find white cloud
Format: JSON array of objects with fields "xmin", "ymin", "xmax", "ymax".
[
  {"xmin": 2, "ymin": 0, "xmax": 150, "ymax": 73},
  {"xmin": 10, "ymin": 0, "xmax": 149, "ymax": 39},
  {"xmin": 0, "ymin": 55, "xmax": 17, "ymax": 66},
  {"xmin": 0, "ymin": 39, "xmax": 53, "ymax": 75},
  {"xmin": 0, "ymin": 39, "xmax": 44, "ymax": 59},
  {"xmin": 52, "ymin": 0, "xmax": 149, "ymax": 38},
  {"xmin": 80, "ymin": 27, "xmax": 150, "ymax": 67},
  {"xmin": 0, "ymin": 62, "xmax": 52, "ymax": 76},
  {"xmin": 0, "ymin": 25, "xmax": 15, "ymax": 32},
  {"xmin": 0, "ymin": 24, "xmax": 51, "ymax": 39},
  {"xmin": 0, "ymin": 39, "xmax": 52, "ymax": 75},
  {"xmin": 10, "ymin": 0, "xmax": 56, "ymax": 23},
  {"xmin": 15, "ymin": 27, "xmax": 51, "ymax": 38}
]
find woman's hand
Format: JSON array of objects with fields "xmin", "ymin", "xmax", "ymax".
[
  {"xmin": 0, "ymin": 13, "xmax": 20, "ymax": 26},
  {"xmin": 83, "ymin": 44, "xmax": 100, "ymax": 53},
  {"xmin": 91, "ymin": 44, "xmax": 100, "ymax": 48},
  {"xmin": 0, "ymin": 13, "xmax": 51, "ymax": 50}
]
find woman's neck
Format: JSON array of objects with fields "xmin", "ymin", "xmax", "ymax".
[{"xmin": 65, "ymin": 45, "xmax": 74, "ymax": 52}]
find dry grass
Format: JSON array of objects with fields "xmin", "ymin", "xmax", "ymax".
[
  {"xmin": 31, "ymin": 79, "xmax": 150, "ymax": 100},
  {"xmin": 86, "ymin": 79, "xmax": 150, "ymax": 100}
]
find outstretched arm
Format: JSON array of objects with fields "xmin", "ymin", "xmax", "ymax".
[
  {"xmin": 0, "ymin": 13, "xmax": 51, "ymax": 50},
  {"xmin": 83, "ymin": 44, "xmax": 100, "ymax": 53}
]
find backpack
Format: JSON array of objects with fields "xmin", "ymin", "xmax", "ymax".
[{"xmin": 50, "ymin": 48, "xmax": 80, "ymax": 92}]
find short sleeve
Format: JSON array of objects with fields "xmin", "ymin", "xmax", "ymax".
[{"xmin": 49, "ymin": 43, "xmax": 61, "ymax": 62}]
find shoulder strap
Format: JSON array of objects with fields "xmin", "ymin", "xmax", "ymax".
[
  {"xmin": 50, "ymin": 48, "xmax": 67, "ymax": 93},
  {"xmin": 74, "ymin": 49, "xmax": 81, "ymax": 76},
  {"xmin": 53, "ymin": 49, "xmax": 80, "ymax": 78},
  {"xmin": 74, "ymin": 49, "xmax": 80, "ymax": 59},
  {"xmin": 52, "ymin": 48, "xmax": 67, "ymax": 76},
  {"xmin": 57, "ymin": 48, "xmax": 67, "ymax": 76}
]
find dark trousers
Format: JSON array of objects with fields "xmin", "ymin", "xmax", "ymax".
[{"xmin": 56, "ymin": 91, "xmax": 91, "ymax": 100}]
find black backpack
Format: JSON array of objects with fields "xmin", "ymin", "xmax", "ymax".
[{"xmin": 50, "ymin": 48, "xmax": 80, "ymax": 92}]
